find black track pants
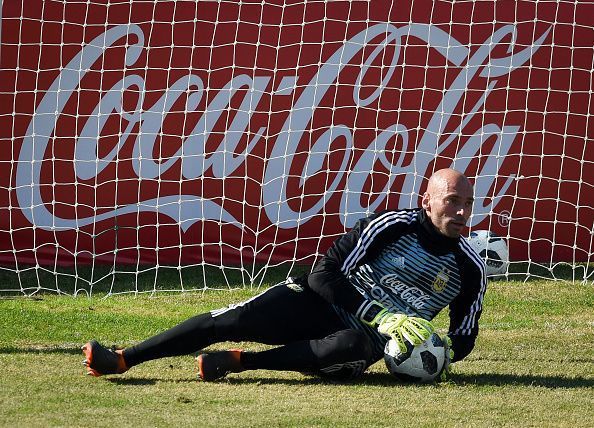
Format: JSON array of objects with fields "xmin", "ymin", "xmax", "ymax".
[{"xmin": 123, "ymin": 281, "xmax": 375, "ymax": 380}]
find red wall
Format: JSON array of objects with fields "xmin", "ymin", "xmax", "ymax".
[{"xmin": 1, "ymin": 0, "xmax": 592, "ymax": 266}]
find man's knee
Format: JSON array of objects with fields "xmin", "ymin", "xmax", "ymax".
[
  {"xmin": 312, "ymin": 329, "xmax": 374, "ymax": 381},
  {"xmin": 334, "ymin": 329, "xmax": 374, "ymax": 360}
]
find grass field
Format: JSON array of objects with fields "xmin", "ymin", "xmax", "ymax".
[{"xmin": 1, "ymin": 279, "xmax": 593, "ymax": 427}]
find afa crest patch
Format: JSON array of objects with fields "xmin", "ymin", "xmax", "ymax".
[{"xmin": 432, "ymin": 268, "xmax": 450, "ymax": 292}]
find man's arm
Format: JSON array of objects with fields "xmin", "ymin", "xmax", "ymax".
[
  {"xmin": 448, "ymin": 334, "xmax": 476, "ymax": 362},
  {"xmin": 448, "ymin": 244, "xmax": 488, "ymax": 361},
  {"xmin": 306, "ymin": 214, "xmax": 376, "ymax": 315},
  {"xmin": 306, "ymin": 210, "xmax": 412, "ymax": 320}
]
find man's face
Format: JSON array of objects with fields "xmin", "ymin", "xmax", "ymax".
[{"xmin": 422, "ymin": 177, "xmax": 474, "ymax": 238}]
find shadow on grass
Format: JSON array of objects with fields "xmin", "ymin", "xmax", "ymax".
[
  {"xmin": 453, "ymin": 372, "xmax": 594, "ymax": 389},
  {"xmin": 0, "ymin": 346, "xmax": 82, "ymax": 355},
  {"xmin": 0, "ymin": 263, "xmax": 312, "ymax": 296},
  {"xmin": 220, "ymin": 371, "xmax": 594, "ymax": 389},
  {"xmin": 104, "ymin": 378, "xmax": 159, "ymax": 386},
  {"xmin": 3, "ymin": 347, "xmax": 592, "ymax": 390},
  {"xmin": 2, "ymin": 261, "xmax": 591, "ymax": 297},
  {"xmin": 104, "ymin": 377, "xmax": 198, "ymax": 386}
]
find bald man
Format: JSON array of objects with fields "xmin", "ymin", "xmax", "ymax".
[{"xmin": 83, "ymin": 169, "xmax": 486, "ymax": 382}]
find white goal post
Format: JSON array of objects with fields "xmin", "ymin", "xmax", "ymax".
[{"xmin": 1, "ymin": 0, "xmax": 592, "ymax": 295}]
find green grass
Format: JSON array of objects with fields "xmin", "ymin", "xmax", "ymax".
[{"xmin": 1, "ymin": 280, "xmax": 593, "ymax": 427}]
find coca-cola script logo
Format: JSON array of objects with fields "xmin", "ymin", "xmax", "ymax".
[
  {"xmin": 379, "ymin": 274, "xmax": 431, "ymax": 310},
  {"xmin": 5, "ymin": 0, "xmax": 591, "ymax": 266},
  {"xmin": 15, "ymin": 23, "xmax": 549, "ymax": 232}
]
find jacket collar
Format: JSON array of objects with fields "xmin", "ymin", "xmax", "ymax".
[{"xmin": 417, "ymin": 209, "xmax": 460, "ymax": 255}]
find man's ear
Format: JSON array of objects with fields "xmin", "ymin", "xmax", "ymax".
[{"xmin": 421, "ymin": 192, "xmax": 431, "ymax": 211}]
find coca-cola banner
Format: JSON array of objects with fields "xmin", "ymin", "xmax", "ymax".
[{"xmin": 1, "ymin": 0, "xmax": 592, "ymax": 267}]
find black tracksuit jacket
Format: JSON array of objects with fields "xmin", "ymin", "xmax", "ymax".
[{"xmin": 303, "ymin": 208, "xmax": 487, "ymax": 361}]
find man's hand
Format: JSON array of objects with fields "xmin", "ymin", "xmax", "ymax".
[
  {"xmin": 439, "ymin": 335, "xmax": 454, "ymax": 381},
  {"xmin": 373, "ymin": 310, "xmax": 435, "ymax": 353}
]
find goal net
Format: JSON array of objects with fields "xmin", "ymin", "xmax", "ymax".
[{"xmin": 1, "ymin": 0, "xmax": 593, "ymax": 295}]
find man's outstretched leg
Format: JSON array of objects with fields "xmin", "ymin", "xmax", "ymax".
[
  {"xmin": 82, "ymin": 312, "xmax": 215, "ymax": 377},
  {"xmin": 197, "ymin": 329, "xmax": 376, "ymax": 382},
  {"xmin": 82, "ymin": 281, "xmax": 345, "ymax": 377}
]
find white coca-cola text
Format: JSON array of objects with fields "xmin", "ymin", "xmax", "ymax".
[{"xmin": 16, "ymin": 23, "xmax": 550, "ymax": 231}]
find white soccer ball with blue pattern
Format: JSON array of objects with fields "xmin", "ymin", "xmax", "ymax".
[
  {"xmin": 466, "ymin": 230, "xmax": 509, "ymax": 276},
  {"xmin": 383, "ymin": 333, "xmax": 446, "ymax": 382}
]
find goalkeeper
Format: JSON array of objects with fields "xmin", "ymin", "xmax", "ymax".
[{"xmin": 83, "ymin": 168, "xmax": 486, "ymax": 381}]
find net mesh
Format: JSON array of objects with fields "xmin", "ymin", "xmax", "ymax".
[{"xmin": 1, "ymin": 0, "xmax": 593, "ymax": 295}]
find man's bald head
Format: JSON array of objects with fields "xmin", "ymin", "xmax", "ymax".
[
  {"xmin": 426, "ymin": 168, "xmax": 473, "ymax": 196},
  {"xmin": 422, "ymin": 169, "xmax": 474, "ymax": 238}
]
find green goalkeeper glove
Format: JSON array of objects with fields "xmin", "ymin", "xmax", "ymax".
[
  {"xmin": 369, "ymin": 308, "xmax": 435, "ymax": 353},
  {"xmin": 439, "ymin": 335, "xmax": 454, "ymax": 382}
]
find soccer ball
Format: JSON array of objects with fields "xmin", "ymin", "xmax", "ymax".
[
  {"xmin": 383, "ymin": 333, "xmax": 446, "ymax": 383},
  {"xmin": 466, "ymin": 230, "xmax": 509, "ymax": 276}
]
